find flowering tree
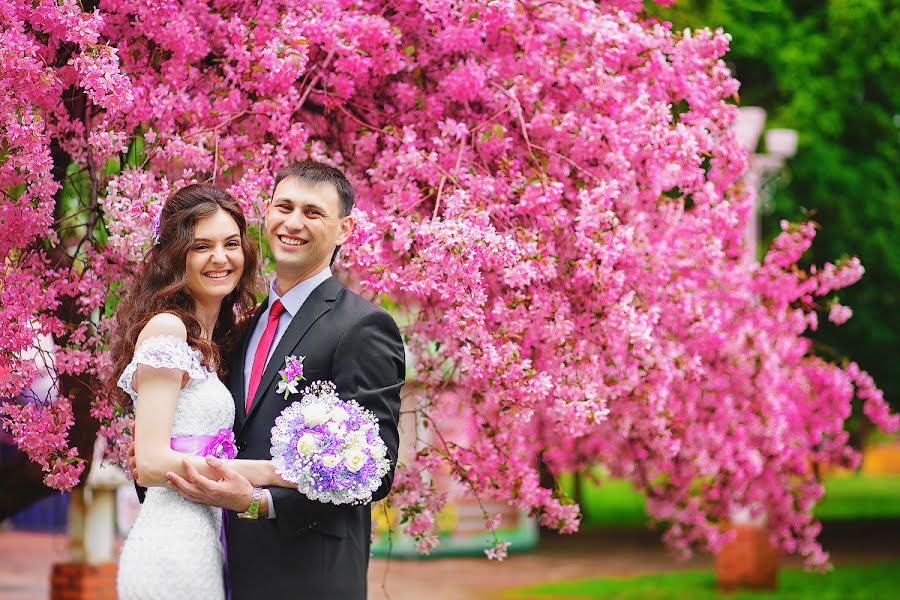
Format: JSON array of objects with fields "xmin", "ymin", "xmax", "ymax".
[{"xmin": 1, "ymin": 0, "xmax": 895, "ymax": 567}]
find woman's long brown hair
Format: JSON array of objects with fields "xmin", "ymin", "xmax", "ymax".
[{"xmin": 106, "ymin": 184, "xmax": 259, "ymax": 407}]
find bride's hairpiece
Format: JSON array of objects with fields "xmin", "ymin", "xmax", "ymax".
[{"xmin": 151, "ymin": 211, "xmax": 162, "ymax": 246}]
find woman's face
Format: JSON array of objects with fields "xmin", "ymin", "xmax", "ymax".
[{"xmin": 184, "ymin": 208, "xmax": 245, "ymax": 304}]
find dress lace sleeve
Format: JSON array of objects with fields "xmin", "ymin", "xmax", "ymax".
[{"xmin": 117, "ymin": 335, "xmax": 210, "ymax": 401}]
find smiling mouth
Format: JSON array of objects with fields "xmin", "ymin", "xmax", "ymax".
[
  {"xmin": 203, "ymin": 270, "xmax": 233, "ymax": 280},
  {"xmin": 278, "ymin": 235, "xmax": 308, "ymax": 247}
]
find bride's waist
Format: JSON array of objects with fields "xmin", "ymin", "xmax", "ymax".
[
  {"xmin": 129, "ymin": 488, "xmax": 221, "ymax": 543},
  {"xmin": 143, "ymin": 486, "xmax": 220, "ymax": 513}
]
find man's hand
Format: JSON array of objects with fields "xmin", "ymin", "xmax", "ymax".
[{"xmin": 166, "ymin": 456, "xmax": 255, "ymax": 513}]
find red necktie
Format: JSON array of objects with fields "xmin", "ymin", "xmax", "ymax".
[{"xmin": 246, "ymin": 299, "xmax": 284, "ymax": 414}]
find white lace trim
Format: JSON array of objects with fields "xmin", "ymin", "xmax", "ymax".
[{"xmin": 117, "ymin": 335, "xmax": 210, "ymax": 401}]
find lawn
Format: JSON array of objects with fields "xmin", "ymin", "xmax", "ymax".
[
  {"xmin": 558, "ymin": 475, "xmax": 647, "ymax": 528},
  {"xmin": 560, "ymin": 472, "xmax": 900, "ymax": 528},
  {"xmin": 504, "ymin": 560, "xmax": 900, "ymax": 599},
  {"xmin": 813, "ymin": 475, "xmax": 900, "ymax": 520}
]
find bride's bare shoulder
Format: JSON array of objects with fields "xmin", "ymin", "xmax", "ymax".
[{"xmin": 136, "ymin": 313, "xmax": 188, "ymax": 346}]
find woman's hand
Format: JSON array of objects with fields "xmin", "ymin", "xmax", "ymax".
[{"xmin": 126, "ymin": 441, "xmax": 145, "ymax": 487}]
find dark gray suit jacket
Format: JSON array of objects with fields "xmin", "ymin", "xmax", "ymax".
[{"xmin": 225, "ymin": 276, "xmax": 405, "ymax": 599}]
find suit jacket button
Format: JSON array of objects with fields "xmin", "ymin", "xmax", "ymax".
[{"xmin": 237, "ymin": 441, "xmax": 247, "ymax": 452}]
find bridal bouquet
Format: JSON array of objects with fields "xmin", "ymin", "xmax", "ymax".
[{"xmin": 270, "ymin": 377, "xmax": 390, "ymax": 505}]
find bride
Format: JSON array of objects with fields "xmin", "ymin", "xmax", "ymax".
[{"xmin": 107, "ymin": 184, "xmax": 292, "ymax": 599}]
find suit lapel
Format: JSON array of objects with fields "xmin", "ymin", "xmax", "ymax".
[
  {"xmin": 232, "ymin": 300, "xmax": 267, "ymax": 431},
  {"xmin": 240, "ymin": 277, "xmax": 342, "ymax": 432}
]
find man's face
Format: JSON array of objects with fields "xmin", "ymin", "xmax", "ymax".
[{"xmin": 265, "ymin": 177, "xmax": 353, "ymax": 289}]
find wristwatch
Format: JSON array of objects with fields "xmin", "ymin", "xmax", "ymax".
[{"xmin": 238, "ymin": 487, "xmax": 264, "ymax": 520}]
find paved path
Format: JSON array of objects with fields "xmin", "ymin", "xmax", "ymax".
[
  {"xmin": 369, "ymin": 522, "xmax": 900, "ymax": 600},
  {"xmin": 2, "ymin": 522, "xmax": 898, "ymax": 599},
  {"xmin": 0, "ymin": 528, "xmax": 68, "ymax": 600},
  {"xmin": 368, "ymin": 530, "xmax": 714, "ymax": 600}
]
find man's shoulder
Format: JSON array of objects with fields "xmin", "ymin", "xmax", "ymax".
[
  {"xmin": 329, "ymin": 286, "xmax": 404, "ymax": 343},
  {"xmin": 334, "ymin": 285, "xmax": 395, "ymax": 323}
]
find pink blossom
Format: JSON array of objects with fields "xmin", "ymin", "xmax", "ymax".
[
  {"xmin": 484, "ymin": 540, "xmax": 511, "ymax": 561},
  {"xmin": 828, "ymin": 303, "xmax": 853, "ymax": 325}
]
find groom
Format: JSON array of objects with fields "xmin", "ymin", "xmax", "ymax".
[{"xmin": 166, "ymin": 161, "xmax": 405, "ymax": 599}]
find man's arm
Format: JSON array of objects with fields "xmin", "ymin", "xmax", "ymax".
[{"xmin": 267, "ymin": 308, "xmax": 405, "ymax": 535}]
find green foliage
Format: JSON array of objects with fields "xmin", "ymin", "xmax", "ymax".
[
  {"xmin": 648, "ymin": 0, "xmax": 900, "ymax": 412},
  {"xmin": 505, "ymin": 560, "xmax": 900, "ymax": 599},
  {"xmin": 55, "ymin": 135, "xmax": 150, "ymax": 256},
  {"xmin": 562, "ymin": 473, "xmax": 900, "ymax": 528}
]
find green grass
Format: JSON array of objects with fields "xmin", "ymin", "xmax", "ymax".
[
  {"xmin": 813, "ymin": 475, "xmax": 900, "ymax": 520},
  {"xmin": 559, "ymin": 474, "xmax": 648, "ymax": 528},
  {"xmin": 560, "ymin": 473, "xmax": 900, "ymax": 528},
  {"xmin": 505, "ymin": 560, "xmax": 900, "ymax": 599}
]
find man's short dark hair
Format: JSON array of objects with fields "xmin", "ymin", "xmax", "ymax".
[{"xmin": 272, "ymin": 160, "xmax": 356, "ymax": 217}]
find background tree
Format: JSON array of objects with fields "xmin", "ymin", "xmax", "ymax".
[
  {"xmin": 1, "ymin": 0, "xmax": 895, "ymax": 568},
  {"xmin": 648, "ymin": 0, "xmax": 900, "ymax": 419}
]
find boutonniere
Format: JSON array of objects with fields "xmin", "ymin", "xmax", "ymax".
[{"xmin": 276, "ymin": 355, "xmax": 306, "ymax": 400}]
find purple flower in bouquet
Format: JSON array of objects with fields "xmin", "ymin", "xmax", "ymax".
[
  {"xmin": 270, "ymin": 380, "xmax": 390, "ymax": 505},
  {"xmin": 276, "ymin": 355, "xmax": 305, "ymax": 400}
]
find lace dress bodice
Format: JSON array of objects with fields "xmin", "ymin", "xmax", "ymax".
[
  {"xmin": 117, "ymin": 335, "xmax": 233, "ymax": 436},
  {"xmin": 116, "ymin": 336, "xmax": 235, "ymax": 600}
]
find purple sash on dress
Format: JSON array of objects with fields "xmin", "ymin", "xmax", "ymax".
[
  {"xmin": 171, "ymin": 427, "xmax": 236, "ymax": 600},
  {"xmin": 170, "ymin": 428, "xmax": 237, "ymax": 459}
]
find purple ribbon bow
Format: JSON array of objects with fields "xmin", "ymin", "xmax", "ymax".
[{"xmin": 170, "ymin": 427, "xmax": 237, "ymax": 459}]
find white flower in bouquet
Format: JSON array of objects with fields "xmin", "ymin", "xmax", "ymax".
[
  {"xmin": 343, "ymin": 449, "xmax": 369, "ymax": 473},
  {"xmin": 331, "ymin": 406, "xmax": 350, "ymax": 422},
  {"xmin": 321, "ymin": 454, "xmax": 342, "ymax": 468},
  {"xmin": 301, "ymin": 402, "xmax": 330, "ymax": 427},
  {"xmin": 345, "ymin": 431, "xmax": 366, "ymax": 449},
  {"xmin": 295, "ymin": 433, "xmax": 318, "ymax": 455},
  {"xmin": 326, "ymin": 421, "xmax": 346, "ymax": 437}
]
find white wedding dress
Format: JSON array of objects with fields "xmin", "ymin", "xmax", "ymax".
[{"xmin": 116, "ymin": 336, "xmax": 234, "ymax": 600}]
